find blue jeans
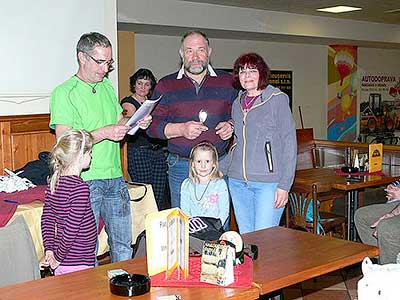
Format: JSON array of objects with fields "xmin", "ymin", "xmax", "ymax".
[
  {"xmin": 87, "ymin": 177, "xmax": 132, "ymax": 262},
  {"xmin": 228, "ymin": 178, "xmax": 284, "ymax": 234},
  {"xmin": 167, "ymin": 154, "xmax": 190, "ymax": 208}
]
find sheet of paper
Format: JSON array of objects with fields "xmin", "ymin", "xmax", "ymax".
[{"xmin": 126, "ymin": 95, "xmax": 162, "ymax": 135}]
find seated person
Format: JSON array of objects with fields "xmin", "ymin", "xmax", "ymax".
[
  {"xmin": 355, "ymin": 182, "xmax": 400, "ymax": 264},
  {"xmin": 181, "ymin": 142, "xmax": 229, "ymax": 228}
]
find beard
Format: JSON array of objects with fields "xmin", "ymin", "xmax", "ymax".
[{"xmin": 183, "ymin": 59, "xmax": 208, "ymax": 75}]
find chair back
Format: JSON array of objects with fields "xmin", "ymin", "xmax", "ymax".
[
  {"xmin": 296, "ymin": 128, "xmax": 316, "ymax": 170},
  {"xmin": 0, "ymin": 216, "xmax": 40, "ymax": 287}
]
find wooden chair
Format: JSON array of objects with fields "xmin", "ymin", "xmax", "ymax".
[
  {"xmin": 286, "ymin": 184, "xmax": 346, "ymax": 238},
  {"xmin": 286, "ymin": 129, "xmax": 346, "ymax": 238}
]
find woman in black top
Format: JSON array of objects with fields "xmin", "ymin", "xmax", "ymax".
[{"xmin": 121, "ymin": 69, "xmax": 168, "ymax": 210}]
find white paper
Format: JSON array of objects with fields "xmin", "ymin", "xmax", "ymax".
[{"xmin": 126, "ymin": 95, "xmax": 162, "ymax": 135}]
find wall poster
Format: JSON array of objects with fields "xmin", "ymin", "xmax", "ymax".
[
  {"xmin": 359, "ymin": 73, "xmax": 400, "ymax": 144},
  {"xmin": 327, "ymin": 45, "xmax": 358, "ymax": 141},
  {"xmin": 269, "ymin": 70, "xmax": 293, "ymax": 110}
]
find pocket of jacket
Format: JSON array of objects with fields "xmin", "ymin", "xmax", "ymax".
[{"xmin": 265, "ymin": 141, "xmax": 273, "ymax": 173}]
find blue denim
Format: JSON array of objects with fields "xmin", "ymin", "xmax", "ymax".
[
  {"xmin": 87, "ymin": 177, "xmax": 132, "ymax": 262},
  {"xmin": 167, "ymin": 153, "xmax": 190, "ymax": 208},
  {"xmin": 228, "ymin": 178, "xmax": 284, "ymax": 234}
]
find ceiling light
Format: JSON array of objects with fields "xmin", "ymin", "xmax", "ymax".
[{"xmin": 317, "ymin": 6, "xmax": 362, "ymax": 14}]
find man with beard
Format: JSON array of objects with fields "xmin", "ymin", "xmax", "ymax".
[{"xmin": 148, "ymin": 30, "xmax": 237, "ymax": 208}]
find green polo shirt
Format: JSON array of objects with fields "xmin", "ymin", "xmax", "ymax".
[{"xmin": 50, "ymin": 76, "xmax": 123, "ymax": 181}]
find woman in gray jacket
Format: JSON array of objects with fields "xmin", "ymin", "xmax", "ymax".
[{"xmin": 227, "ymin": 53, "xmax": 297, "ymax": 233}]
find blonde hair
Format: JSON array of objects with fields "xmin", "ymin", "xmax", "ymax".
[
  {"xmin": 189, "ymin": 142, "xmax": 222, "ymax": 183},
  {"xmin": 49, "ymin": 129, "xmax": 93, "ymax": 193}
]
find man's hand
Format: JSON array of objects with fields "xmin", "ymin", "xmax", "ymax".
[
  {"xmin": 215, "ymin": 121, "xmax": 234, "ymax": 140},
  {"xmin": 384, "ymin": 184, "xmax": 400, "ymax": 202},
  {"xmin": 274, "ymin": 188, "xmax": 288, "ymax": 208},
  {"xmin": 181, "ymin": 121, "xmax": 208, "ymax": 140},
  {"xmin": 137, "ymin": 115, "xmax": 152, "ymax": 130},
  {"xmin": 93, "ymin": 124, "xmax": 131, "ymax": 142}
]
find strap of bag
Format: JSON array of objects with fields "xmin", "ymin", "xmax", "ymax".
[{"xmin": 125, "ymin": 181, "xmax": 148, "ymax": 202}]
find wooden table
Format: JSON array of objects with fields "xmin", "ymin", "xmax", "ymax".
[
  {"xmin": 293, "ymin": 167, "xmax": 400, "ymax": 240},
  {"xmin": 242, "ymin": 226, "xmax": 379, "ymax": 296},
  {"xmin": 6, "ymin": 184, "xmax": 158, "ymax": 259},
  {"xmin": 0, "ymin": 257, "xmax": 259, "ymax": 300}
]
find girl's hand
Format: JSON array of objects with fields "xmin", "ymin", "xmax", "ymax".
[
  {"xmin": 49, "ymin": 258, "xmax": 60, "ymax": 270},
  {"xmin": 40, "ymin": 250, "xmax": 54, "ymax": 268},
  {"xmin": 274, "ymin": 188, "xmax": 288, "ymax": 208}
]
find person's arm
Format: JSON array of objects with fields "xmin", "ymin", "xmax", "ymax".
[
  {"xmin": 180, "ymin": 179, "xmax": 191, "ymax": 216},
  {"xmin": 121, "ymin": 102, "xmax": 137, "ymax": 117},
  {"xmin": 53, "ymin": 182, "xmax": 91, "ymax": 263},
  {"xmin": 275, "ymin": 93, "xmax": 297, "ymax": 192},
  {"xmin": 41, "ymin": 197, "xmax": 56, "ymax": 253},
  {"xmin": 217, "ymin": 180, "xmax": 230, "ymax": 226},
  {"xmin": 164, "ymin": 122, "xmax": 207, "ymax": 139}
]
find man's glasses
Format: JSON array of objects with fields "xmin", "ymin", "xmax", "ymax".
[{"xmin": 85, "ymin": 52, "xmax": 114, "ymax": 67}]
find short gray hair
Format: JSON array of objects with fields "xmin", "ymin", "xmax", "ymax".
[{"xmin": 76, "ymin": 32, "xmax": 111, "ymax": 57}]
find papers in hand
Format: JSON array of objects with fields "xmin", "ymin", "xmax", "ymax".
[{"xmin": 126, "ymin": 95, "xmax": 162, "ymax": 135}]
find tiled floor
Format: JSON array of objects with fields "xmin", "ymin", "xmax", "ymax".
[{"xmin": 281, "ymin": 264, "xmax": 362, "ymax": 300}]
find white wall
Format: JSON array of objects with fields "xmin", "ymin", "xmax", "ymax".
[
  {"xmin": 0, "ymin": 0, "xmax": 117, "ymax": 116},
  {"xmin": 135, "ymin": 34, "xmax": 400, "ymax": 139}
]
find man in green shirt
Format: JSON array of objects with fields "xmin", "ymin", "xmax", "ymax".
[{"xmin": 50, "ymin": 32, "xmax": 151, "ymax": 262}]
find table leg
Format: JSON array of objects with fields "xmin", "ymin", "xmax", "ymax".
[{"xmin": 346, "ymin": 190, "xmax": 358, "ymax": 241}]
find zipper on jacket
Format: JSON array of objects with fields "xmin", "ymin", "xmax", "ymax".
[
  {"xmin": 240, "ymin": 91, "xmax": 283, "ymax": 182},
  {"xmin": 242, "ymin": 111, "xmax": 248, "ymax": 181}
]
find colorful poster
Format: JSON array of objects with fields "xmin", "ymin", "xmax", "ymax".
[
  {"xmin": 327, "ymin": 45, "xmax": 358, "ymax": 141},
  {"xmin": 359, "ymin": 73, "xmax": 400, "ymax": 143}
]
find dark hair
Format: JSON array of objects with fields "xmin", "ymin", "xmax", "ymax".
[
  {"xmin": 232, "ymin": 52, "xmax": 270, "ymax": 90},
  {"xmin": 181, "ymin": 30, "xmax": 209, "ymax": 46},
  {"xmin": 76, "ymin": 32, "xmax": 111, "ymax": 57},
  {"xmin": 129, "ymin": 68, "xmax": 157, "ymax": 96}
]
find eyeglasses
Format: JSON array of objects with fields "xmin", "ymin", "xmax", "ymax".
[
  {"xmin": 239, "ymin": 68, "xmax": 259, "ymax": 76},
  {"xmin": 85, "ymin": 52, "xmax": 114, "ymax": 67}
]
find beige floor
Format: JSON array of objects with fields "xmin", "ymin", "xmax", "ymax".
[{"xmin": 281, "ymin": 264, "xmax": 362, "ymax": 300}]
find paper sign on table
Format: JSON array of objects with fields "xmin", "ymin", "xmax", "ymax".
[
  {"xmin": 145, "ymin": 208, "xmax": 189, "ymax": 279},
  {"xmin": 369, "ymin": 143, "xmax": 383, "ymax": 173}
]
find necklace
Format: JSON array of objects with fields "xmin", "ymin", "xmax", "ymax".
[
  {"xmin": 88, "ymin": 82, "xmax": 99, "ymax": 94},
  {"xmin": 133, "ymin": 93, "xmax": 147, "ymax": 104},
  {"xmin": 75, "ymin": 75, "xmax": 99, "ymax": 93},
  {"xmin": 243, "ymin": 94, "xmax": 259, "ymax": 112},
  {"xmin": 194, "ymin": 180, "xmax": 211, "ymax": 202}
]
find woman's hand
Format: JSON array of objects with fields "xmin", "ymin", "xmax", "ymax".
[{"xmin": 274, "ymin": 188, "xmax": 288, "ymax": 208}]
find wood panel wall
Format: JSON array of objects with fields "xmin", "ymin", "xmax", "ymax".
[
  {"xmin": 0, "ymin": 114, "xmax": 55, "ymax": 173},
  {"xmin": 0, "ymin": 114, "xmax": 128, "ymax": 178}
]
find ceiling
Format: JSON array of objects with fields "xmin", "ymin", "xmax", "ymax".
[{"xmin": 183, "ymin": 0, "xmax": 400, "ymax": 24}]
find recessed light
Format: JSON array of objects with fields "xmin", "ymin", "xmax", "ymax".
[{"xmin": 317, "ymin": 6, "xmax": 362, "ymax": 14}]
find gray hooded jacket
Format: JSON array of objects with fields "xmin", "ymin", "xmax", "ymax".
[{"xmin": 226, "ymin": 85, "xmax": 297, "ymax": 191}]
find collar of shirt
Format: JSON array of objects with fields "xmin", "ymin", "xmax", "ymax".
[{"xmin": 176, "ymin": 64, "xmax": 217, "ymax": 79}]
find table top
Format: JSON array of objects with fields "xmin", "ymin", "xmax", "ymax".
[
  {"xmin": 242, "ymin": 226, "xmax": 379, "ymax": 295},
  {"xmin": 294, "ymin": 167, "xmax": 400, "ymax": 193},
  {"xmin": 6, "ymin": 183, "xmax": 158, "ymax": 260},
  {"xmin": 0, "ymin": 257, "xmax": 259, "ymax": 300}
]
